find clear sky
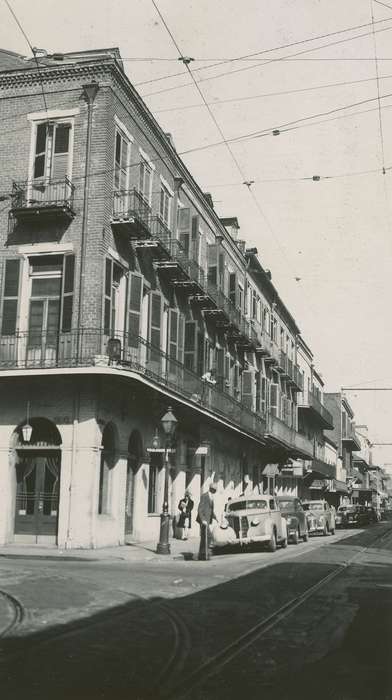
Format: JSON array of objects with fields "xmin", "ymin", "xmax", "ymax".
[{"xmin": 1, "ymin": 0, "xmax": 392, "ymax": 462}]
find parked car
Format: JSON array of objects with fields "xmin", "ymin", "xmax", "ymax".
[
  {"xmin": 212, "ymin": 496, "xmax": 288, "ymax": 552},
  {"xmin": 336, "ymin": 504, "xmax": 367, "ymax": 527},
  {"xmin": 301, "ymin": 500, "xmax": 335, "ymax": 536},
  {"xmin": 335, "ymin": 505, "xmax": 351, "ymax": 528},
  {"xmin": 277, "ymin": 496, "xmax": 308, "ymax": 544}
]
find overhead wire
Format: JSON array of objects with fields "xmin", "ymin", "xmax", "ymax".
[
  {"xmin": 152, "ymin": 73, "xmax": 392, "ymax": 115},
  {"xmin": 134, "ymin": 14, "xmax": 392, "ymax": 88},
  {"xmin": 141, "ymin": 22, "xmax": 392, "ymax": 99},
  {"xmin": 149, "ymin": 0, "xmax": 302, "ymax": 276},
  {"xmin": 3, "ymin": 0, "xmax": 48, "ymax": 115}
]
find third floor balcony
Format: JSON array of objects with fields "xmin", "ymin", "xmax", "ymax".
[
  {"xmin": 265, "ymin": 414, "xmax": 314, "ymax": 459},
  {"xmin": 110, "ymin": 188, "xmax": 151, "ymax": 238},
  {"xmin": 342, "ymin": 424, "xmax": 361, "ymax": 451},
  {"xmin": 10, "ymin": 177, "xmax": 76, "ymax": 223}
]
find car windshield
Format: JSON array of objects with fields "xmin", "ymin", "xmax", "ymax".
[
  {"xmin": 338, "ymin": 507, "xmax": 348, "ymax": 512},
  {"xmin": 278, "ymin": 500, "xmax": 295, "ymax": 510},
  {"xmin": 303, "ymin": 503, "xmax": 323, "ymax": 511},
  {"xmin": 228, "ymin": 500, "xmax": 268, "ymax": 512}
]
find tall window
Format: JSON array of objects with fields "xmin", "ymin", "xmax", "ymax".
[
  {"xmin": 98, "ymin": 424, "xmax": 116, "ymax": 515},
  {"xmin": 148, "ymin": 455, "xmax": 161, "ymax": 513},
  {"xmin": 33, "ymin": 121, "xmax": 71, "ymax": 180},
  {"xmin": 159, "ymin": 184, "xmax": 171, "ymax": 226},
  {"xmin": 104, "ymin": 258, "xmax": 125, "ymax": 335},
  {"xmin": 139, "ymin": 157, "xmax": 152, "ymax": 203}
]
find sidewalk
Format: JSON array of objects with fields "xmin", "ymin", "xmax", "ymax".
[{"xmin": 0, "ymin": 535, "xmax": 201, "ymax": 563}]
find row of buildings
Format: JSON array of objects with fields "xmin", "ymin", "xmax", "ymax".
[{"xmin": 0, "ymin": 47, "xmax": 388, "ymax": 548}]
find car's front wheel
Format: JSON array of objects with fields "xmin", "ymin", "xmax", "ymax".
[
  {"xmin": 267, "ymin": 529, "xmax": 277, "ymax": 552},
  {"xmin": 280, "ymin": 536, "xmax": 288, "ymax": 549},
  {"xmin": 330, "ymin": 525, "xmax": 335, "ymax": 535},
  {"xmin": 323, "ymin": 523, "xmax": 328, "ymax": 536},
  {"xmin": 292, "ymin": 528, "xmax": 300, "ymax": 545},
  {"xmin": 303, "ymin": 528, "xmax": 309, "ymax": 542}
]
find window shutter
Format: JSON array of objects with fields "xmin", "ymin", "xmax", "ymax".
[
  {"xmin": 178, "ymin": 314, "xmax": 185, "ymax": 364},
  {"xmin": 215, "ymin": 347, "xmax": 224, "ymax": 391},
  {"xmin": 191, "ymin": 215, "xmax": 199, "ymax": 261},
  {"xmin": 219, "ymin": 252, "xmax": 225, "ymax": 290},
  {"xmin": 169, "ymin": 308, "xmax": 178, "ymax": 360},
  {"xmin": 184, "ymin": 320, "xmax": 197, "ymax": 371},
  {"xmin": 207, "ymin": 243, "xmax": 217, "ymax": 287},
  {"xmin": 261, "ymin": 376, "xmax": 267, "ymax": 414},
  {"xmin": 127, "ymin": 272, "xmax": 143, "ymax": 348},
  {"xmin": 149, "ymin": 292, "xmax": 162, "ymax": 350},
  {"xmin": 1, "ymin": 258, "xmax": 21, "ymax": 335},
  {"xmin": 224, "ymin": 354, "xmax": 231, "ymax": 392},
  {"xmin": 270, "ymin": 383, "xmax": 279, "ymax": 417},
  {"xmin": 60, "ymin": 254, "xmax": 75, "ymax": 333},
  {"xmin": 242, "ymin": 370, "xmax": 254, "ymax": 410},
  {"xmin": 104, "ymin": 258, "xmax": 112, "ymax": 335},
  {"xmin": 52, "ymin": 124, "xmax": 70, "ymax": 180}
]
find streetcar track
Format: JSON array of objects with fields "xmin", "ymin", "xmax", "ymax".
[
  {"xmin": 160, "ymin": 524, "xmax": 392, "ymax": 699},
  {"xmin": 0, "ymin": 590, "xmax": 25, "ymax": 638}
]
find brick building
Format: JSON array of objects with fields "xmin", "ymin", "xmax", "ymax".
[{"xmin": 0, "ymin": 47, "xmax": 323, "ymax": 548}]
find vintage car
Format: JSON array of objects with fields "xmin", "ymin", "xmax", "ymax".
[
  {"xmin": 301, "ymin": 500, "xmax": 335, "ymax": 536},
  {"xmin": 337, "ymin": 504, "xmax": 368, "ymax": 528},
  {"xmin": 277, "ymin": 496, "xmax": 309, "ymax": 544},
  {"xmin": 211, "ymin": 496, "xmax": 288, "ymax": 552}
]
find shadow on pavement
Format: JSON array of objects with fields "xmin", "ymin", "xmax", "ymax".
[{"xmin": 0, "ymin": 527, "xmax": 391, "ymax": 700}]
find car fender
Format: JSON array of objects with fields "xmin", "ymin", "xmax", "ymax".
[{"xmin": 280, "ymin": 516, "xmax": 288, "ymax": 539}]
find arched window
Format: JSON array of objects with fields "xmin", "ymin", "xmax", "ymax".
[{"xmin": 98, "ymin": 423, "xmax": 116, "ymax": 515}]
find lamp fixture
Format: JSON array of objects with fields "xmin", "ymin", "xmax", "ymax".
[{"xmin": 22, "ymin": 401, "xmax": 33, "ymax": 443}]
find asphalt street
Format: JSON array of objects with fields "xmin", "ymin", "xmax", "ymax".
[{"xmin": 0, "ymin": 523, "xmax": 391, "ymax": 700}]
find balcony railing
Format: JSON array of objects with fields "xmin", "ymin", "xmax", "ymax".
[
  {"xmin": 342, "ymin": 425, "xmax": 361, "ymax": 451},
  {"xmin": 266, "ymin": 414, "xmax": 314, "ymax": 458},
  {"xmin": 307, "ymin": 458, "xmax": 336, "ymax": 479},
  {"xmin": 11, "ymin": 178, "xmax": 75, "ymax": 220},
  {"xmin": 298, "ymin": 390, "xmax": 334, "ymax": 429},
  {"xmin": 0, "ymin": 329, "xmax": 266, "ymax": 442},
  {"xmin": 111, "ymin": 189, "xmax": 151, "ymax": 237}
]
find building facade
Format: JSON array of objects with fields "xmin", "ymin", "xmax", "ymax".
[{"xmin": 0, "ymin": 47, "xmax": 324, "ymax": 548}]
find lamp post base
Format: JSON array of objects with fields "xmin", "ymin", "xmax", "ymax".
[{"xmin": 156, "ymin": 512, "xmax": 171, "ymax": 554}]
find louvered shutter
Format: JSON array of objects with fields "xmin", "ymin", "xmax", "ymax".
[
  {"xmin": 184, "ymin": 321, "xmax": 197, "ymax": 371},
  {"xmin": 60, "ymin": 254, "xmax": 75, "ymax": 333},
  {"xmin": 224, "ymin": 354, "xmax": 231, "ymax": 392},
  {"xmin": 178, "ymin": 314, "xmax": 185, "ymax": 364},
  {"xmin": 229, "ymin": 272, "xmax": 236, "ymax": 305},
  {"xmin": 255, "ymin": 372, "xmax": 261, "ymax": 412},
  {"xmin": 270, "ymin": 383, "xmax": 279, "ymax": 417},
  {"xmin": 216, "ymin": 347, "xmax": 224, "ymax": 391},
  {"xmin": 52, "ymin": 124, "xmax": 70, "ymax": 180},
  {"xmin": 242, "ymin": 370, "xmax": 254, "ymax": 410},
  {"xmin": 149, "ymin": 292, "xmax": 162, "ymax": 369},
  {"xmin": 191, "ymin": 215, "xmax": 199, "ymax": 262},
  {"xmin": 219, "ymin": 252, "xmax": 225, "ymax": 290},
  {"xmin": 127, "ymin": 272, "xmax": 143, "ymax": 348},
  {"xmin": 104, "ymin": 259, "xmax": 112, "ymax": 335},
  {"xmin": 261, "ymin": 376, "xmax": 267, "ymax": 414},
  {"xmin": 1, "ymin": 258, "xmax": 21, "ymax": 335},
  {"xmin": 207, "ymin": 243, "xmax": 217, "ymax": 287}
]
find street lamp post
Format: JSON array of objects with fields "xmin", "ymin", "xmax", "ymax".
[{"xmin": 156, "ymin": 406, "xmax": 178, "ymax": 554}]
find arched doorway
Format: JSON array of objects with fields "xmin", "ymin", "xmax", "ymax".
[
  {"xmin": 13, "ymin": 418, "xmax": 62, "ymax": 544},
  {"xmin": 125, "ymin": 430, "xmax": 143, "ymax": 538}
]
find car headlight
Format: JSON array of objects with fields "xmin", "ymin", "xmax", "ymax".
[
  {"xmin": 251, "ymin": 518, "xmax": 260, "ymax": 526},
  {"xmin": 220, "ymin": 519, "xmax": 229, "ymax": 530}
]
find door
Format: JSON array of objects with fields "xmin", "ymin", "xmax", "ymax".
[
  {"xmin": 27, "ymin": 272, "xmax": 62, "ymax": 366},
  {"xmin": 124, "ymin": 458, "xmax": 137, "ymax": 538},
  {"xmin": 14, "ymin": 452, "xmax": 61, "ymax": 543}
]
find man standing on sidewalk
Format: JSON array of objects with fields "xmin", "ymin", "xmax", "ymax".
[{"xmin": 197, "ymin": 483, "xmax": 218, "ymax": 528}]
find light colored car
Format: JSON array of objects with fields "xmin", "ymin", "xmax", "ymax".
[
  {"xmin": 211, "ymin": 496, "xmax": 288, "ymax": 552},
  {"xmin": 302, "ymin": 500, "xmax": 335, "ymax": 536}
]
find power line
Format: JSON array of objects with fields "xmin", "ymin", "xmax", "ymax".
[
  {"xmin": 152, "ymin": 73, "xmax": 392, "ymax": 115},
  {"xmin": 142, "ymin": 23, "xmax": 392, "ymax": 99},
  {"xmin": 134, "ymin": 14, "xmax": 392, "ymax": 88},
  {"xmin": 3, "ymin": 0, "xmax": 48, "ymax": 115}
]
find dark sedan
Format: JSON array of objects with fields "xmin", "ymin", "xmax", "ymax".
[{"xmin": 277, "ymin": 496, "xmax": 309, "ymax": 544}]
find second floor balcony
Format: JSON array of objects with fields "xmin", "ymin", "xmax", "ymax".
[
  {"xmin": 10, "ymin": 178, "xmax": 75, "ymax": 222},
  {"xmin": 265, "ymin": 414, "xmax": 314, "ymax": 459},
  {"xmin": 0, "ymin": 328, "xmax": 266, "ymax": 444},
  {"xmin": 298, "ymin": 389, "xmax": 334, "ymax": 429}
]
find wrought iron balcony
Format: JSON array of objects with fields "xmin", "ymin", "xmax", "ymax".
[
  {"xmin": 342, "ymin": 425, "xmax": 361, "ymax": 451},
  {"xmin": 0, "ymin": 329, "xmax": 266, "ymax": 442},
  {"xmin": 265, "ymin": 414, "xmax": 314, "ymax": 459},
  {"xmin": 290, "ymin": 365, "xmax": 303, "ymax": 392},
  {"xmin": 10, "ymin": 178, "xmax": 75, "ymax": 221},
  {"xmin": 111, "ymin": 189, "xmax": 151, "ymax": 238},
  {"xmin": 298, "ymin": 390, "xmax": 334, "ymax": 429},
  {"xmin": 306, "ymin": 457, "xmax": 336, "ymax": 479}
]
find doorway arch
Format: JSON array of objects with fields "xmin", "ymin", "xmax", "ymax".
[
  {"xmin": 13, "ymin": 417, "xmax": 62, "ymax": 544},
  {"xmin": 125, "ymin": 430, "xmax": 143, "ymax": 538}
]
